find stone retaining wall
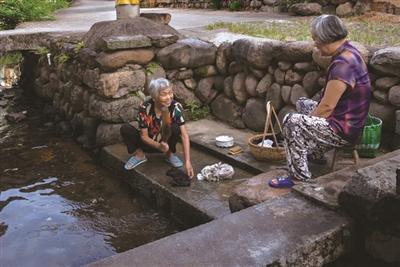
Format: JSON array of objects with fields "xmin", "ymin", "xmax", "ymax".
[
  {"xmin": 27, "ymin": 33, "xmax": 400, "ymax": 150},
  {"xmin": 142, "ymin": 0, "xmax": 400, "ymax": 16}
]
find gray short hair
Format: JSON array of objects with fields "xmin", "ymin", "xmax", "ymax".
[
  {"xmin": 311, "ymin": 15, "xmax": 348, "ymax": 44},
  {"xmin": 148, "ymin": 78, "xmax": 171, "ymax": 99}
]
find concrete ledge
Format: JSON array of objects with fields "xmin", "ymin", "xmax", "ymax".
[{"xmin": 88, "ymin": 194, "xmax": 353, "ymax": 267}]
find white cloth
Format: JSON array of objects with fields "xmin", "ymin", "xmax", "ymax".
[{"xmin": 197, "ymin": 162, "xmax": 235, "ymax": 182}]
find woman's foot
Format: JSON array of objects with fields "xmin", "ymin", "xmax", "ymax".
[
  {"xmin": 165, "ymin": 153, "xmax": 183, "ymax": 168},
  {"xmin": 268, "ymin": 175, "xmax": 296, "ymax": 188},
  {"xmin": 124, "ymin": 155, "xmax": 147, "ymax": 170}
]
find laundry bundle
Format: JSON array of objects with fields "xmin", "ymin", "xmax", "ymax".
[{"xmin": 197, "ymin": 162, "xmax": 235, "ymax": 182}]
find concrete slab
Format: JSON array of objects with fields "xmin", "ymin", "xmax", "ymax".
[
  {"xmin": 88, "ymin": 193, "xmax": 353, "ymax": 267},
  {"xmin": 293, "ymin": 149, "xmax": 400, "ymax": 210},
  {"xmin": 101, "ymin": 143, "xmax": 255, "ymax": 226},
  {"xmin": 187, "ymin": 119, "xmax": 286, "ymax": 174}
]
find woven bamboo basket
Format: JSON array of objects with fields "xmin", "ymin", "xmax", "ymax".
[{"xmin": 248, "ymin": 101, "xmax": 286, "ymax": 161}]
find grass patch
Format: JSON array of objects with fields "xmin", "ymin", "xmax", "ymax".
[
  {"xmin": 0, "ymin": 52, "xmax": 22, "ymax": 65},
  {"xmin": 0, "ymin": 0, "xmax": 71, "ymax": 30},
  {"xmin": 185, "ymin": 101, "xmax": 211, "ymax": 121},
  {"xmin": 206, "ymin": 18, "xmax": 400, "ymax": 47}
]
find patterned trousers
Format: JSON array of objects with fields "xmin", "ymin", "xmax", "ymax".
[{"xmin": 282, "ymin": 97, "xmax": 348, "ymax": 181}]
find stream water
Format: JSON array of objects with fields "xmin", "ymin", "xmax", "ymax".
[{"xmin": 0, "ymin": 86, "xmax": 182, "ymax": 267}]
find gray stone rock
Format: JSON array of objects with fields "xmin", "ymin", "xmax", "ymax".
[
  {"xmin": 195, "ymin": 77, "xmax": 218, "ymax": 105},
  {"xmin": 242, "ymin": 98, "xmax": 267, "ymax": 131},
  {"xmin": 232, "ymin": 38, "xmax": 282, "ymax": 69},
  {"xmin": 369, "ymin": 100, "xmax": 396, "ymax": 131},
  {"xmin": 318, "ymin": 76, "xmax": 326, "ymax": 88},
  {"xmin": 280, "ymin": 41, "xmax": 314, "ymax": 62},
  {"xmin": 194, "ymin": 65, "xmax": 218, "ymax": 78},
  {"xmin": 82, "ymin": 68, "xmax": 100, "ymax": 89},
  {"xmin": 214, "ymin": 76, "xmax": 225, "ymax": 92},
  {"xmin": 70, "ymin": 85, "xmax": 85, "ymax": 113},
  {"xmin": 375, "ymin": 77, "xmax": 400, "ymax": 91},
  {"xmin": 79, "ymin": 48, "xmax": 98, "ymax": 67},
  {"xmin": 229, "ymin": 170, "xmax": 289, "ymax": 212},
  {"xmin": 100, "ymin": 35, "xmax": 152, "ymax": 51},
  {"xmin": 396, "ymin": 110, "xmax": 400, "ymax": 135},
  {"xmin": 233, "ymin": 72, "xmax": 249, "ymax": 105},
  {"xmin": 289, "ymin": 3, "xmax": 322, "ymax": 16},
  {"xmin": 250, "ymin": 68, "xmax": 265, "ymax": 79},
  {"xmin": 148, "ymin": 34, "xmax": 179, "ymax": 48},
  {"xmin": 281, "ymin": 85, "xmax": 292, "ymax": 104},
  {"xmin": 173, "ymin": 81, "xmax": 201, "ymax": 106},
  {"xmin": 285, "ymin": 69, "xmax": 303, "ymax": 86},
  {"xmin": 268, "ymin": 65, "xmax": 275, "ymax": 75},
  {"xmin": 371, "ymin": 47, "xmax": 400, "ymax": 78},
  {"xmin": 274, "ymin": 68, "xmax": 285, "ymax": 85},
  {"xmin": 260, "ymin": 5, "xmax": 274, "ymax": 12},
  {"xmin": 336, "ymin": 2, "xmax": 354, "ymax": 17},
  {"xmin": 263, "ymin": 0, "xmax": 276, "ymax": 5},
  {"xmin": 157, "ymin": 38, "xmax": 217, "ymax": 69},
  {"xmin": 256, "ymin": 73, "xmax": 274, "ymax": 97},
  {"xmin": 250, "ymin": 0, "xmax": 262, "ymax": 8},
  {"xmin": 216, "ymin": 42, "xmax": 232, "ymax": 75},
  {"xmin": 373, "ymin": 90, "xmax": 389, "ymax": 105},
  {"xmin": 303, "ymin": 71, "xmax": 321, "ymax": 96},
  {"xmin": 278, "ymin": 61, "xmax": 292, "ymax": 71},
  {"xmin": 228, "ymin": 61, "xmax": 245, "ymax": 75},
  {"xmin": 353, "ymin": 0, "xmax": 370, "ymax": 15},
  {"xmin": 339, "ymin": 154, "xmax": 400, "ymax": 220},
  {"xmin": 388, "ymin": 85, "xmax": 400, "ymax": 107},
  {"xmin": 96, "ymin": 123, "xmax": 125, "ymax": 147},
  {"xmin": 224, "ymin": 76, "xmax": 234, "ymax": 99},
  {"xmin": 245, "ymin": 74, "xmax": 259, "ymax": 97},
  {"xmin": 176, "ymin": 69, "xmax": 193, "ymax": 80},
  {"xmin": 96, "ymin": 49, "xmax": 154, "ymax": 71},
  {"xmin": 183, "ymin": 78, "xmax": 197, "ymax": 91},
  {"xmin": 210, "ymin": 94, "xmax": 245, "ymax": 128},
  {"xmin": 266, "ymin": 83, "xmax": 283, "ymax": 111},
  {"xmin": 294, "ymin": 62, "xmax": 318, "ymax": 73},
  {"xmin": 89, "ymin": 94, "xmax": 141, "ymax": 123},
  {"xmin": 290, "ymin": 84, "xmax": 308, "ymax": 106},
  {"xmin": 97, "ymin": 69, "xmax": 146, "ymax": 98}
]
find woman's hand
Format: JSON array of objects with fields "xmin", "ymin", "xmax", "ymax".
[
  {"xmin": 185, "ymin": 161, "xmax": 194, "ymax": 178},
  {"xmin": 159, "ymin": 142, "xmax": 169, "ymax": 153}
]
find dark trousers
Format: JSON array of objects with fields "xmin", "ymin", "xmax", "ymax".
[{"xmin": 120, "ymin": 123, "xmax": 181, "ymax": 154}]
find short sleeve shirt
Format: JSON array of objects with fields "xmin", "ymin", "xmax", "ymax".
[
  {"xmin": 137, "ymin": 99, "xmax": 185, "ymax": 141},
  {"xmin": 323, "ymin": 41, "xmax": 371, "ymax": 145}
]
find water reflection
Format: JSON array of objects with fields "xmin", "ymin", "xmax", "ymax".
[{"xmin": 0, "ymin": 87, "xmax": 182, "ymax": 267}]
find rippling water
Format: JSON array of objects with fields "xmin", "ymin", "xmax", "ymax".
[{"xmin": 0, "ymin": 87, "xmax": 182, "ymax": 267}]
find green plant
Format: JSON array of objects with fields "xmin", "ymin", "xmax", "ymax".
[
  {"xmin": 34, "ymin": 47, "xmax": 50, "ymax": 56},
  {"xmin": 277, "ymin": 0, "xmax": 308, "ymax": 10},
  {"xmin": 73, "ymin": 41, "xmax": 85, "ymax": 54},
  {"xmin": 228, "ymin": 0, "xmax": 242, "ymax": 11},
  {"xmin": 145, "ymin": 62, "xmax": 161, "ymax": 75},
  {"xmin": 0, "ymin": 52, "xmax": 22, "ymax": 65},
  {"xmin": 54, "ymin": 53, "xmax": 70, "ymax": 65},
  {"xmin": 185, "ymin": 101, "xmax": 211, "ymax": 121},
  {"xmin": 0, "ymin": 0, "xmax": 70, "ymax": 30},
  {"xmin": 210, "ymin": 0, "xmax": 222, "ymax": 9}
]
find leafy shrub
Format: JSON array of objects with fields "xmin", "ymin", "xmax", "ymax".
[
  {"xmin": 0, "ymin": 52, "xmax": 22, "ymax": 65},
  {"xmin": 210, "ymin": 0, "xmax": 222, "ymax": 9},
  {"xmin": 228, "ymin": 0, "xmax": 242, "ymax": 11},
  {"xmin": 185, "ymin": 101, "xmax": 211, "ymax": 121},
  {"xmin": 0, "ymin": 0, "xmax": 71, "ymax": 30}
]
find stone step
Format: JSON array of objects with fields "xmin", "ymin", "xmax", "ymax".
[
  {"xmin": 101, "ymin": 143, "xmax": 255, "ymax": 226},
  {"xmin": 88, "ymin": 193, "xmax": 353, "ymax": 267}
]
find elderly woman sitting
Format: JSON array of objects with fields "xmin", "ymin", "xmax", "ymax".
[
  {"xmin": 269, "ymin": 15, "xmax": 371, "ymax": 188},
  {"xmin": 120, "ymin": 78, "xmax": 194, "ymax": 178}
]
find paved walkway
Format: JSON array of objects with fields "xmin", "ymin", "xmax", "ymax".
[{"xmin": 4, "ymin": 0, "xmax": 291, "ymax": 34}]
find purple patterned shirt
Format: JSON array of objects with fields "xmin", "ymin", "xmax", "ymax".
[{"xmin": 322, "ymin": 41, "xmax": 371, "ymax": 145}]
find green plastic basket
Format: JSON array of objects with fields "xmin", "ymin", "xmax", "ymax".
[{"xmin": 356, "ymin": 115, "xmax": 382, "ymax": 158}]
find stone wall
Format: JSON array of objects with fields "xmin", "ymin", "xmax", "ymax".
[
  {"xmin": 28, "ymin": 33, "xmax": 400, "ymax": 150},
  {"xmin": 142, "ymin": 0, "xmax": 400, "ymax": 16}
]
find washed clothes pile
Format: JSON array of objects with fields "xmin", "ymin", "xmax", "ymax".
[{"xmin": 197, "ymin": 162, "xmax": 235, "ymax": 182}]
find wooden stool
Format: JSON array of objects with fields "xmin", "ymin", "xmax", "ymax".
[{"xmin": 331, "ymin": 146, "xmax": 360, "ymax": 171}]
